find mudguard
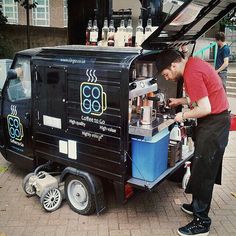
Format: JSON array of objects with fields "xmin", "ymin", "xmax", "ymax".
[{"xmin": 60, "ymin": 167, "xmax": 106, "ymax": 215}]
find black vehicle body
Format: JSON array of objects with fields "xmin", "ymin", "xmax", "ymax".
[{"xmin": 0, "ymin": 0, "xmax": 235, "ymax": 208}]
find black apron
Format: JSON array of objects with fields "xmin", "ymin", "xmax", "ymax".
[{"xmin": 185, "ymin": 110, "xmax": 230, "ymax": 203}]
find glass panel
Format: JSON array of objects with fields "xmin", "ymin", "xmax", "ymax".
[
  {"xmin": 32, "ymin": 0, "xmax": 49, "ymax": 26},
  {"xmin": 6, "ymin": 12, "xmax": 13, "ymax": 17},
  {"xmin": 5, "ymin": 7, "xmax": 12, "ymax": 11},
  {"xmin": 3, "ymin": 0, "xmax": 18, "ymax": 24},
  {"xmin": 37, "ymin": 0, "xmax": 45, "ymax": 5},
  {"xmin": 36, "ymin": 19, "xmax": 46, "ymax": 26},
  {"xmin": 63, "ymin": 0, "xmax": 68, "ymax": 27},
  {"xmin": 4, "ymin": 0, "xmax": 13, "ymax": 4},
  {"xmin": 37, "ymin": 13, "xmax": 46, "ymax": 18},
  {"xmin": 36, "ymin": 8, "xmax": 43, "ymax": 13}
]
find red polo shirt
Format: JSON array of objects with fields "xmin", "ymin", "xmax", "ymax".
[{"xmin": 183, "ymin": 57, "xmax": 229, "ymax": 114}]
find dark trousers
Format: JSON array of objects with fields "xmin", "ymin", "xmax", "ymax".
[{"xmin": 185, "ymin": 110, "xmax": 230, "ymax": 223}]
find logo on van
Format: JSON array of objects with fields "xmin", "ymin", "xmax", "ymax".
[
  {"xmin": 7, "ymin": 105, "xmax": 24, "ymax": 142},
  {"xmin": 80, "ymin": 82, "xmax": 107, "ymax": 116}
]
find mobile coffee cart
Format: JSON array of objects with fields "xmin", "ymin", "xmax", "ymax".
[{"xmin": 0, "ymin": 0, "xmax": 235, "ymax": 215}]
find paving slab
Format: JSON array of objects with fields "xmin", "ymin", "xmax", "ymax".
[
  {"xmin": 0, "ymin": 149, "xmax": 236, "ymax": 236},
  {"xmin": 0, "ymin": 97, "xmax": 235, "ymax": 236}
]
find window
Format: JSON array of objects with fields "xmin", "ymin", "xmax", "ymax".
[
  {"xmin": 32, "ymin": 0, "xmax": 49, "ymax": 26},
  {"xmin": 2, "ymin": 0, "xmax": 18, "ymax": 24},
  {"xmin": 7, "ymin": 58, "xmax": 31, "ymax": 102},
  {"xmin": 63, "ymin": 0, "xmax": 67, "ymax": 27}
]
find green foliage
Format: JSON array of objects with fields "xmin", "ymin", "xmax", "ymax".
[
  {"xmin": 0, "ymin": 8, "xmax": 7, "ymax": 25},
  {"xmin": 14, "ymin": 0, "xmax": 38, "ymax": 9},
  {"xmin": 0, "ymin": 8, "xmax": 13, "ymax": 58},
  {"xmin": 220, "ymin": 9, "xmax": 236, "ymax": 28},
  {"xmin": 0, "ymin": 33, "xmax": 14, "ymax": 59}
]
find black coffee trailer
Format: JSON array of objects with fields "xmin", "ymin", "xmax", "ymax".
[{"xmin": 0, "ymin": 0, "xmax": 235, "ymax": 215}]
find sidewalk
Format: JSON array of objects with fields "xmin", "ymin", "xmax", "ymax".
[
  {"xmin": 225, "ymin": 97, "xmax": 236, "ymax": 158},
  {"xmin": 0, "ymin": 99, "xmax": 236, "ymax": 236},
  {"xmin": 1, "ymin": 159, "xmax": 236, "ymax": 236}
]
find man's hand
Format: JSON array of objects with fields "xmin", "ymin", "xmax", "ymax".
[
  {"xmin": 15, "ymin": 67, "xmax": 23, "ymax": 78},
  {"xmin": 168, "ymin": 98, "xmax": 187, "ymax": 107},
  {"xmin": 216, "ymin": 57, "xmax": 229, "ymax": 73},
  {"xmin": 175, "ymin": 112, "xmax": 184, "ymax": 123}
]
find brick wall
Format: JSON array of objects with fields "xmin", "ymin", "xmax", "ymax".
[
  {"xmin": 50, "ymin": 0, "xmax": 65, "ymax": 27},
  {"xmin": 1, "ymin": 24, "xmax": 67, "ymax": 58}
]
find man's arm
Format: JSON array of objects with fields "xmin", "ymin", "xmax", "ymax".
[
  {"xmin": 216, "ymin": 57, "xmax": 229, "ymax": 73},
  {"xmin": 175, "ymin": 96, "xmax": 211, "ymax": 122},
  {"xmin": 168, "ymin": 97, "xmax": 188, "ymax": 107}
]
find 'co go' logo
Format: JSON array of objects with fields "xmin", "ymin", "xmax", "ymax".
[
  {"xmin": 7, "ymin": 115, "xmax": 24, "ymax": 141},
  {"xmin": 80, "ymin": 82, "xmax": 107, "ymax": 116}
]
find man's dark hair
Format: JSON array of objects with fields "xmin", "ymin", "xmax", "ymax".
[
  {"xmin": 215, "ymin": 32, "xmax": 225, "ymax": 42},
  {"xmin": 155, "ymin": 49, "xmax": 184, "ymax": 73}
]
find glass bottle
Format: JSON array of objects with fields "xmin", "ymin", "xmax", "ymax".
[
  {"xmin": 145, "ymin": 18, "xmax": 152, "ymax": 40},
  {"xmin": 108, "ymin": 19, "xmax": 115, "ymax": 47},
  {"xmin": 90, "ymin": 19, "xmax": 98, "ymax": 46},
  {"xmin": 135, "ymin": 18, "xmax": 144, "ymax": 47},
  {"xmin": 85, "ymin": 19, "xmax": 92, "ymax": 45},
  {"xmin": 114, "ymin": 19, "xmax": 126, "ymax": 47},
  {"xmin": 125, "ymin": 19, "xmax": 133, "ymax": 47},
  {"xmin": 102, "ymin": 18, "xmax": 109, "ymax": 46}
]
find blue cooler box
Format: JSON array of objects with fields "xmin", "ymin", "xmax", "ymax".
[{"xmin": 131, "ymin": 128, "xmax": 169, "ymax": 182}]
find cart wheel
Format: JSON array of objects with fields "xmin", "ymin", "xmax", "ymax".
[
  {"xmin": 40, "ymin": 187, "xmax": 62, "ymax": 212},
  {"xmin": 65, "ymin": 175, "xmax": 96, "ymax": 215},
  {"xmin": 22, "ymin": 172, "xmax": 36, "ymax": 196}
]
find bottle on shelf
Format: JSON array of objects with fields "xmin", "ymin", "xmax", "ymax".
[
  {"xmin": 145, "ymin": 17, "xmax": 152, "ymax": 40},
  {"xmin": 115, "ymin": 19, "xmax": 126, "ymax": 47},
  {"xmin": 135, "ymin": 17, "xmax": 144, "ymax": 47},
  {"xmin": 188, "ymin": 137, "xmax": 194, "ymax": 152},
  {"xmin": 101, "ymin": 18, "xmax": 109, "ymax": 46},
  {"xmin": 108, "ymin": 19, "xmax": 115, "ymax": 47},
  {"xmin": 90, "ymin": 18, "xmax": 99, "ymax": 46},
  {"xmin": 125, "ymin": 18, "xmax": 133, "ymax": 47},
  {"xmin": 180, "ymin": 122, "xmax": 187, "ymax": 145},
  {"xmin": 170, "ymin": 123, "xmax": 181, "ymax": 141},
  {"xmin": 85, "ymin": 19, "xmax": 92, "ymax": 45}
]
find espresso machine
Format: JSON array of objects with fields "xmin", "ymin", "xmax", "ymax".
[{"xmin": 128, "ymin": 59, "xmax": 177, "ymax": 137}]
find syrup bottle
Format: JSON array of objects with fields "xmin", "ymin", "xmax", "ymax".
[
  {"xmin": 85, "ymin": 19, "xmax": 92, "ymax": 45},
  {"xmin": 135, "ymin": 17, "xmax": 144, "ymax": 47},
  {"xmin": 125, "ymin": 18, "xmax": 133, "ymax": 47},
  {"xmin": 145, "ymin": 17, "xmax": 152, "ymax": 40},
  {"xmin": 101, "ymin": 18, "xmax": 109, "ymax": 46},
  {"xmin": 90, "ymin": 18, "xmax": 98, "ymax": 46},
  {"xmin": 108, "ymin": 19, "xmax": 115, "ymax": 46}
]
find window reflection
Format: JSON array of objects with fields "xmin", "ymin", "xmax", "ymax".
[{"xmin": 7, "ymin": 58, "xmax": 31, "ymax": 102}]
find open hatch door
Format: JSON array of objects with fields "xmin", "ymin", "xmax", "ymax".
[{"xmin": 142, "ymin": 0, "xmax": 236, "ymax": 50}]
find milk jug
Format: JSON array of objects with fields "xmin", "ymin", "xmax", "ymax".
[{"xmin": 170, "ymin": 124, "xmax": 181, "ymax": 141}]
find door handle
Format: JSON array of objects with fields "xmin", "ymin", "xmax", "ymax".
[
  {"xmin": 25, "ymin": 112, "xmax": 31, "ymax": 128},
  {"xmin": 25, "ymin": 112, "xmax": 30, "ymax": 120}
]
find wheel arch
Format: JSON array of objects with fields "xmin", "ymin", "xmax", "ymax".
[{"xmin": 60, "ymin": 167, "xmax": 105, "ymax": 215}]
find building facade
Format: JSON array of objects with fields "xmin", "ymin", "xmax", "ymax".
[{"xmin": 0, "ymin": 0, "xmax": 67, "ymax": 28}]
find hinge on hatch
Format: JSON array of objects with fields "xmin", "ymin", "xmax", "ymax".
[
  {"xmin": 35, "ymin": 71, "xmax": 38, "ymax": 81},
  {"xmin": 139, "ymin": 48, "xmax": 144, "ymax": 55}
]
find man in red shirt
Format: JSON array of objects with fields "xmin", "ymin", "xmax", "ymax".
[{"xmin": 155, "ymin": 50, "xmax": 230, "ymax": 236}]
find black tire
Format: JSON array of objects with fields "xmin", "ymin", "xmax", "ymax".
[
  {"xmin": 22, "ymin": 172, "xmax": 36, "ymax": 196},
  {"xmin": 40, "ymin": 187, "xmax": 62, "ymax": 212},
  {"xmin": 65, "ymin": 175, "xmax": 96, "ymax": 215}
]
